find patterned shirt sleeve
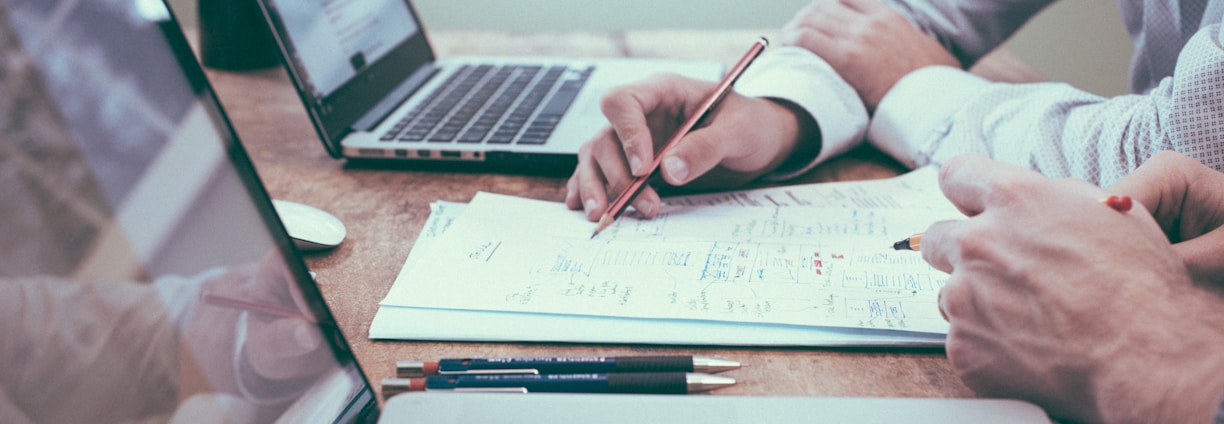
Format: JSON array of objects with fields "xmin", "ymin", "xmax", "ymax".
[{"xmin": 868, "ymin": 23, "xmax": 1224, "ymax": 186}]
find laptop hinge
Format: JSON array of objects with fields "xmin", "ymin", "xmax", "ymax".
[{"xmin": 352, "ymin": 64, "xmax": 440, "ymax": 132}]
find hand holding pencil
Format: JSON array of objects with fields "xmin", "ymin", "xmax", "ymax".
[
  {"xmin": 567, "ymin": 38, "xmax": 819, "ymax": 231},
  {"xmin": 589, "ymin": 38, "xmax": 769, "ymax": 237}
]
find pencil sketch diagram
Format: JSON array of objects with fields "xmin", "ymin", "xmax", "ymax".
[
  {"xmin": 660, "ymin": 166, "xmax": 952, "ymax": 211},
  {"xmin": 511, "ymin": 236, "xmax": 947, "ymax": 333},
  {"xmin": 387, "ymin": 173, "xmax": 962, "ymax": 335}
]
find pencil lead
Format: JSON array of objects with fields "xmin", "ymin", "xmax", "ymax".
[{"xmin": 590, "ymin": 214, "xmax": 614, "ymax": 239}]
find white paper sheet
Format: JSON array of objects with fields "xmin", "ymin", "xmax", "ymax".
[{"xmin": 371, "ymin": 168, "xmax": 962, "ymax": 345}]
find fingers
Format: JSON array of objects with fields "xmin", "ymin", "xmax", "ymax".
[
  {"xmin": 657, "ymin": 125, "xmax": 727, "ymax": 186},
  {"xmin": 600, "ymin": 95, "xmax": 653, "ymax": 176},
  {"xmin": 1174, "ymin": 229, "xmax": 1224, "ymax": 287},
  {"xmin": 936, "ymin": 273, "xmax": 977, "ymax": 324},
  {"xmin": 1110, "ymin": 151, "xmax": 1224, "ymax": 236},
  {"xmin": 1107, "ymin": 151, "xmax": 1187, "ymax": 229},
  {"xmin": 919, "ymin": 220, "xmax": 963, "ymax": 273},
  {"xmin": 600, "ymin": 76, "xmax": 692, "ymax": 177},
  {"xmin": 780, "ymin": 1, "xmax": 852, "ymax": 52},
  {"xmin": 566, "ymin": 128, "xmax": 662, "ymax": 221},
  {"xmin": 937, "ymin": 154, "xmax": 1043, "ymax": 217}
]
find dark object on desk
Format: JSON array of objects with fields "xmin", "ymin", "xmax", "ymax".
[
  {"xmin": 397, "ymin": 355, "xmax": 741, "ymax": 377},
  {"xmin": 198, "ymin": 0, "xmax": 279, "ymax": 70},
  {"xmin": 381, "ymin": 372, "xmax": 735, "ymax": 396}
]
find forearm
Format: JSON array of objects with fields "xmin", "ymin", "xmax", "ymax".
[
  {"xmin": 879, "ymin": 0, "xmax": 1054, "ymax": 68},
  {"xmin": 871, "ymin": 22, "xmax": 1224, "ymax": 187}
]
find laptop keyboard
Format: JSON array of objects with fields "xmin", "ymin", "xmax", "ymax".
[{"xmin": 379, "ymin": 64, "xmax": 592, "ymax": 146}]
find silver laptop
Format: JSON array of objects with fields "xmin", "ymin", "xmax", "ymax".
[
  {"xmin": 0, "ymin": 0, "xmax": 377, "ymax": 422},
  {"xmin": 253, "ymin": 0, "xmax": 722, "ymax": 171}
]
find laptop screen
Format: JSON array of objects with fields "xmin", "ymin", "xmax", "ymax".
[
  {"xmin": 0, "ymin": 0, "xmax": 376, "ymax": 422},
  {"xmin": 263, "ymin": 0, "xmax": 418, "ymax": 98},
  {"xmin": 259, "ymin": 0, "xmax": 436, "ymax": 154}
]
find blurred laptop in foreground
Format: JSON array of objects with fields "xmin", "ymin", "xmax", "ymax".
[{"xmin": 0, "ymin": 0, "xmax": 377, "ymax": 421}]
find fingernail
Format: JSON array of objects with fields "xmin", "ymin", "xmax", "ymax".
[
  {"xmin": 584, "ymin": 198, "xmax": 598, "ymax": 214},
  {"xmin": 629, "ymin": 155, "xmax": 643, "ymax": 174},
  {"xmin": 664, "ymin": 156, "xmax": 688, "ymax": 183}
]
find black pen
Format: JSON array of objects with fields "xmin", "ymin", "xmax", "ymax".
[
  {"xmin": 396, "ymin": 355, "xmax": 741, "ymax": 377},
  {"xmin": 381, "ymin": 372, "xmax": 734, "ymax": 396}
]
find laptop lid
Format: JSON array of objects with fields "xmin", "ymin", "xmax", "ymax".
[
  {"xmin": 0, "ymin": 1, "xmax": 377, "ymax": 422},
  {"xmin": 256, "ymin": 0, "xmax": 436, "ymax": 158}
]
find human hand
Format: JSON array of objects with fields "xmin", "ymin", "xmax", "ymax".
[
  {"xmin": 921, "ymin": 154, "xmax": 1224, "ymax": 423},
  {"xmin": 779, "ymin": 0, "xmax": 958, "ymax": 112},
  {"xmin": 182, "ymin": 251, "xmax": 334, "ymax": 402},
  {"xmin": 1109, "ymin": 151, "xmax": 1224, "ymax": 287},
  {"xmin": 566, "ymin": 74, "xmax": 816, "ymax": 221}
]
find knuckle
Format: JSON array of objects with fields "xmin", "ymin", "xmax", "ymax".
[{"xmin": 982, "ymin": 177, "xmax": 1033, "ymax": 209}]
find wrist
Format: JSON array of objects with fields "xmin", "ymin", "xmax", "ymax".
[
  {"xmin": 1093, "ymin": 294, "xmax": 1224, "ymax": 423},
  {"xmin": 761, "ymin": 97, "xmax": 821, "ymax": 178}
]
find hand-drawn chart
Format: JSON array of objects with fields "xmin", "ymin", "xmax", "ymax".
[{"xmin": 384, "ymin": 170, "xmax": 962, "ymax": 334}]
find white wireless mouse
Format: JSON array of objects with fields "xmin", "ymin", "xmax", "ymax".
[{"xmin": 271, "ymin": 199, "xmax": 347, "ymax": 251}]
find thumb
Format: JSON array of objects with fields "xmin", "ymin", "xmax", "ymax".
[{"xmin": 660, "ymin": 127, "xmax": 726, "ymax": 186}]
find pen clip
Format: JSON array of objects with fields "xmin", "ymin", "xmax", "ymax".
[
  {"xmin": 444, "ymin": 387, "xmax": 530, "ymax": 394},
  {"xmin": 439, "ymin": 368, "xmax": 540, "ymax": 375}
]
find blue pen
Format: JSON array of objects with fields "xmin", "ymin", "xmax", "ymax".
[{"xmin": 381, "ymin": 372, "xmax": 734, "ymax": 395}]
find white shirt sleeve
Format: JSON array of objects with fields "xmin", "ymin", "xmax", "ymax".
[
  {"xmin": 868, "ymin": 23, "xmax": 1224, "ymax": 187},
  {"xmin": 733, "ymin": 46, "xmax": 868, "ymax": 180}
]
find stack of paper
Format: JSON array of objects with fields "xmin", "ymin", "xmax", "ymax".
[{"xmin": 370, "ymin": 167, "xmax": 964, "ymax": 346}]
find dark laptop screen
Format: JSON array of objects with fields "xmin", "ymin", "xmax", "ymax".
[
  {"xmin": 0, "ymin": 0, "xmax": 375, "ymax": 422},
  {"xmin": 258, "ymin": 0, "xmax": 436, "ymax": 155}
]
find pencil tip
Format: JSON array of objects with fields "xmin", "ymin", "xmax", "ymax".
[
  {"xmin": 891, "ymin": 239, "xmax": 910, "ymax": 251},
  {"xmin": 590, "ymin": 215, "xmax": 614, "ymax": 239}
]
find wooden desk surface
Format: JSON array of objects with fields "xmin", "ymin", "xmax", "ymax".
[{"xmin": 202, "ymin": 30, "xmax": 1040, "ymax": 402}]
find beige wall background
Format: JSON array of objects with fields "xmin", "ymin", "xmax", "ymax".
[{"xmin": 170, "ymin": 0, "xmax": 1133, "ymax": 96}]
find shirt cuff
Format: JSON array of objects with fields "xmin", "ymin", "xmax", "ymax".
[
  {"xmin": 868, "ymin": 66, "xmax": 993, "ymax": 169},
  {"xmin": 734, "ymin": 46, "xmax": 868, "ymax": 180}
]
